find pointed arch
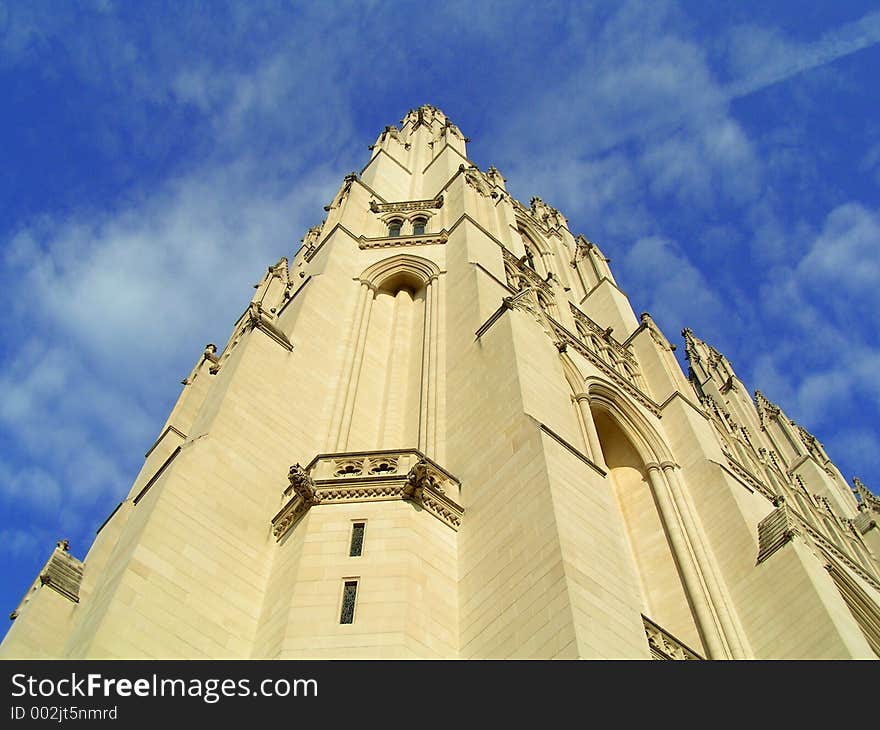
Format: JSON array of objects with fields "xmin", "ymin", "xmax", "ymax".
[
  {"xmin": 359, "ymin": 253, "xmax": 441, "ymax": 294},
  {"xmin": 586, "ymin": 377, "xmax": 674, "ymax": 465}
]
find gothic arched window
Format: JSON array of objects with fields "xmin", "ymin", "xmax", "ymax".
[
  {"xmin": 388, "ymin": 219, "xmax": 402, "ymax": 237},
  {"xmin": 412, "ymin": 217, "xmax": 427, "ymax": 235}
]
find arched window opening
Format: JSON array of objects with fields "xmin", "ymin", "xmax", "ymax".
[
  {"xmin": 412, "ymin": 217, "xmax": 427, "ymax": 235},
  {"xmin": 388, "ymin": 219, "xmax": 403, "ymax": 237}
]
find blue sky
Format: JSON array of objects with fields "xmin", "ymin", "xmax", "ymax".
[{"xmin": 1, "ymin": 0, "xmax": 879, "ymax": 636}]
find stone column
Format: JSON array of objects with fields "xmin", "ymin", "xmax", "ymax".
[
  {"xmin": 661, "ymin": 462, "xmax": 748, "ymax": 659},
  {"xmin": 419, "ymin": 280, "xmax": 435, "ymax": 456},
  {"xmin": 644, "ymin": 463, "xmax": 728, "ymax": 659},
  {"xmin": 574, "ymin": 393, "xmax": 606, "ymax": 472}
]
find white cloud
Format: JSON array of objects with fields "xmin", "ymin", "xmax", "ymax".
[
  {"xmin": 725, "ymin": 10, "xmax": 880, "ymax": 99},
  {"xmin": 620, "ymin": 235, "xmax": 727, "ymax": 336}
]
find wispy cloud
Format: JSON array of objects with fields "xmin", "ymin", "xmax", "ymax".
[{"xmin": 724, "ymin": 10, "xmax": 880, "ymax": 99}]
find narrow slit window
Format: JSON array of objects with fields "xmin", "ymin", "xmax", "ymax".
[
  {"xmin": 340, "ymin": 580, "xmax": 358, "ymax": 624},
  {"xmin": 349, "ymin": 522, "xmax": 366, "ymax": 557}
]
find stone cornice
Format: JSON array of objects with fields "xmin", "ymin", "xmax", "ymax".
[
  {"xmin": 272, "ymin": 450, "xmax": 464, "ymax": 540},
  {"xmin": 358, "ymin": 231, "xmax": 449, "ymax": 249},
  {"xmin": 369, "ymin": 195, "xmax": 444, "ymax": 214}
]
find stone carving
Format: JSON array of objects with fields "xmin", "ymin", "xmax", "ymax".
[
  {"xmin": 381, "ymin": 125, "xmax": 401, "ymax": 143},
  {"xmin": 854, "ymin": 477, "xmax": 880, "ymax": 513},
  {"xmin": 640, "ymin": 313, "xmax": 676, "ymax": 352},
  {"xmin": 643, "ymin": 615, "xmax": 703, "ymax": 660},
  {"xmin": 287, "ymin": 463, "xmax": 319, "ymax": 504},
  {"xmin": 370, "ymin": 196, "xmax": 443, "ymax": 214},
  {"xmin": 529, "ymin": 196, "xmax": 566, "ymax": 229},
  {"xmin": 402, "ymin": 459, "xmax": 437, "ymax": 500},
  {"xmin": 301, "ymin": 222, "xmax": 325, "ymax": 262},
  {"xmin": 460, "ymin": 164, "xmax": 493, "ymax": 197},
  {"xmin": 369, "ymin": 458, "xmax": 398, "ymax": 475},
  {"xmin": 486, "ymin": 165, "xmax": 505, "ymax": 187},
  {"xmin": 325, "ymin": 173, "xmax": 358, "ymax": 212},
  {"xmin": 272, "ymin": 450, "xmax": 463, "ymax": 540},
  {"xmin": 334, "ymin": 459, "xmax": 364, "ymax": 477}
]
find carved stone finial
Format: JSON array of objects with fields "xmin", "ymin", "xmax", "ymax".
[{"xmin": 56, "ymin": 539, "xmax": 70, "ymax": 552}]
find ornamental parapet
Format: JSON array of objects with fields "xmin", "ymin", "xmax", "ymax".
[
  {"xmin": 501, "ymin": 246, "xmax": 553, "ymax": 294},
  {"xmin": 271, "ymin": 449, "xmax": 463, "ymax": 540},
  {"xmin": 756, "ymin": 500, "xmax": 880, "ymax": 591},
  {"xmin": 642, "ymin": 615, "xmax": 704, "ymax": 660}
]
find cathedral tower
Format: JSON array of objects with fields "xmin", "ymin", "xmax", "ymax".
[{"xmin": 3, "ymin": 106, "xmax": 879, "ymax": 659}]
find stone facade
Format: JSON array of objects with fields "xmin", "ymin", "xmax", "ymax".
[{"xmin": 3, "ymin": 105, "xmax": 880, "ymax": 659}]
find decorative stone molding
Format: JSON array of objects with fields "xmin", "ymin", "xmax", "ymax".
[
  {"xmin": 756, "ymin": 500, "xmax": 880, "ymax": 591},
  {"xmin": 271, "ymin": 449, "xmax": 463, "ymax": 540},
  {"xmin": 854, "ymin": 477, "xmax": 880, "ymax": 513},
  {"xmin": 757, "ymin": 503, "xmax": 799, "ymax": 563},
  {"xmin": 754, "ymin": 389, "xmax": 781, "ymax": 428},
  {"xmin": 642, "ymin": 615, "xmax": 703, "ymax": 660},
  {"xmin": 852, "ymin": 511, "xmax": 875, "ymax": 536},
  {"xmin": 824, "ymin": 561, "xmax": 880, "ymax": 657},
  {"xmin": 181, "ymin": 343, "xmax": 219, "ymax": 385},
  {"xmin": 799, "ymin": 519, "xmax": 880, "ymax": 591},
  {"xmin": 571, "ymin": 303, "xmax": 637, "ymax": 366},
  {"xmin": 358, "ymin": 231, "xmax": 448, "ymax": 250},
  {"xmin": 242, "ymin": 302, "xmax": 293, "ymax": 352},
  {"xmin": 324, "ymin": 172, "xmax": 358, "ymax": 211},
  {"xmin": 714, "ymin": 456, "xmax": 776, "ymax": 503},
  {"xmin": 209, "ymin": 302, "xmax": 293, "ymax": 375},
  {"xmin": 459, "ymin": 164, "xmax": 495, "ymax": 197},
  {"xmin": 529, "ymin": 196, "xmax": 567, "ymax": 230},
  {"xmin": 369, "ymin": 195, "xmax": 443, "ymax": 214},
  {"xmin": 547, "ymin": 318, "xmax": 661, "ymax": 417},
  {"xmin": 301, "ymin": 222, "xmax": 325, "ymax": 262},
  {"xmin": 10, "ymin": 540, "xmax": 84, "ymax": 619},
  {"xmin": 501, "ymin": 246, "xmax": 553, "ymax": 294},
  {"xmin": 638, "ymin": 312, "xmax": 676, "ymax": 352}
]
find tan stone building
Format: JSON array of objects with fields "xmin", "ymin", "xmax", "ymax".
[{"xmin": 3, "ymin": 105, "xmax": 879, "ymax": 659}]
